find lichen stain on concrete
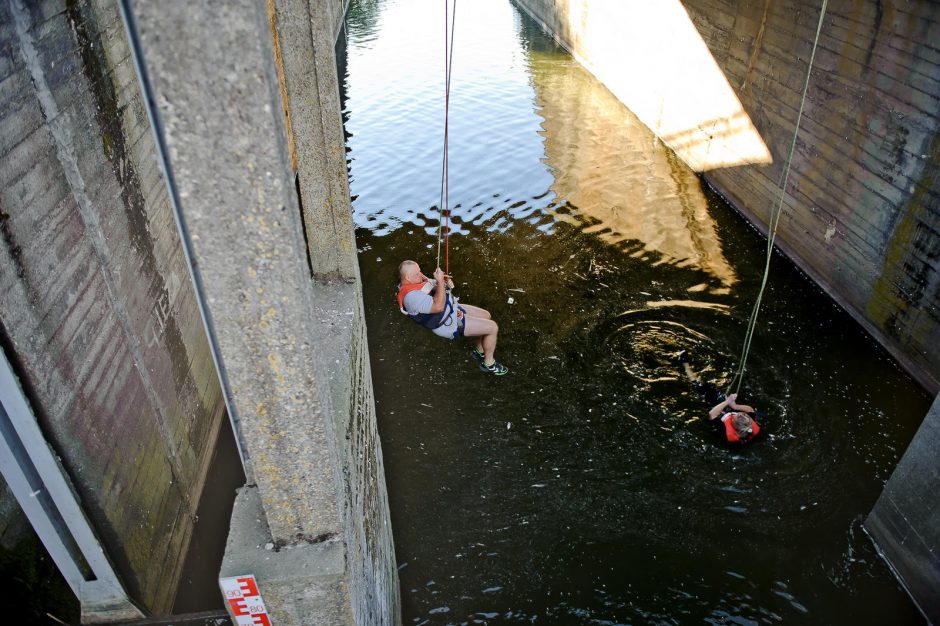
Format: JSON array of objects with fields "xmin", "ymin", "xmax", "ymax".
[
  {"xmin": 266, "ymin": 352, "xmax": 287, "ymax": 386},
  {"xmin": 259, "ymin": 306, "xmax": 277, "ymax": 330},
  {"xmin": 256, "ymin": 185, "xmax": 267, "ymax": 211},
  {"xmin": 867, "ymin": 130, "xmax": 940, "ymax": 356}
]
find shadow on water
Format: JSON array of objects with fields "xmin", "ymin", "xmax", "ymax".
[{"xmin": 343, "ymin": 0, "xmax": 931, "ymax": 623}]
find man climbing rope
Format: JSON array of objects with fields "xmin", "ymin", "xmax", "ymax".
[
  {"xmin": 679, "ymin": 351, "xmax": 762, "ymax": 445},
  {"xmin": 397, "ymin": 260, "xmax": 508, "ymax": 375}
]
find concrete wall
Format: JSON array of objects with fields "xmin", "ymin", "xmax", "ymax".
[
  {"xmin": 680, "ymin": 0, "xmax": 940, "ymax": 395},
  {"xmin": 866, "ymin": 392, "xmax": 940, "ymax": 623},
  {"xmin": 511, "ymin": 0, "xmax": 940, "ymax": 393},
  {"xmin": 126, "ymin": 0, "xmax": 399, "ymax": 622},
  {"xmin": 0, "ymin": 0, "xmax": 225, "ymax": 615}
]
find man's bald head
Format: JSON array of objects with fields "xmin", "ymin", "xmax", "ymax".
[{"xmin": 399, "ymin": 260, "xmax": 421, "ymax": 283}]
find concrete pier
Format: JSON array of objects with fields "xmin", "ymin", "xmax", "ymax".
[
  {"xmin": 127, "ymin": 0, "xmax": 399, "ymax": 622},
  {"xmin": 0, "ymin": 0, "xmax": 225, "ymax": 615},
  {"xmin": 866, "ymin": 392, "xmax": 940, "ymax": 624}
]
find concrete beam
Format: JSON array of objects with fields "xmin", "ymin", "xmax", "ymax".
[
  {"xmin": 221, "ymin": 487, "xmax": 350, "ymax": 623},
  {"xmin": 270, "ymin": 0, "xmax": 357, "ymax": 281},
  {"xmin": 121, "ymin": 0, "xmax": 400, "ymax": 623},
  {"xmin": 866, "ymin": 393, "xmax": 940, "ymax": 624},
  {"xmin": 124, "ymin": 0, "xmax": 342, "ymax": 547}
]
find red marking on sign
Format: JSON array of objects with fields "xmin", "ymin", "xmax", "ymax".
[
  {"xmin": 238, "ymin": 576, "xmax": 260, "ymax": 597},
  {"xmin": 220, "ymin": 575, "xmax": 272, "ymax": 625},
  {"xmin": 229, "ymin": 597, "xmax": 249, "ymax": 616}
]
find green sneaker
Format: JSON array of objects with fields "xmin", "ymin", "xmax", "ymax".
[
  {"xmin": 471, "ymin": 348, "xmax": 485, "ymax": 361},
  {"xmin": 479, "ymin": 360, "xmax": 509, "ymax": 375}
]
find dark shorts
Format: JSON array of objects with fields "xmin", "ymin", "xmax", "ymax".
[{"xmin": 452, "ymin": 305, "xmax": 467, "ymax": 338}]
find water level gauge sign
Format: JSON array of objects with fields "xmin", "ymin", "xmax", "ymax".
[{"xmin": 220, "ymin": 575, "xmax": 272, "ymax": 625}]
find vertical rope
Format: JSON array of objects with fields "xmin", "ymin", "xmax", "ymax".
[
  {"xmin": 436, "ymin": 0, "xmax": 456, "ymax": 275},
  {"xmin": 728, "ymin": 0, "xmax": 828, "ymax": 396}
]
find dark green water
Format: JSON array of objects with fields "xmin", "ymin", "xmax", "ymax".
[{"xmin": 340, "ymin": 1, "xmax": 932, "ymax": 623}]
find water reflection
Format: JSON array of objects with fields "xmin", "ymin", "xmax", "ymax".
[
  {"xmin": 527, "ymin": 32, "xmax": 736, "ymax": 292},
  {"xmin": 514, "ymin": 0, "xmax": 773, "ymax": 171},
  {"xmin": 343, "ymin": 0, "xmax": 554, "ymax": 237}
]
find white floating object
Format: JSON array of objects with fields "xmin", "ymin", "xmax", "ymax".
[{"xmin": 507, "ymin": 297, "xmax": 515, "ymax": 305}]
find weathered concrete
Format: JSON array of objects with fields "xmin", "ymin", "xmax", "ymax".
[
  {"xmin": 680, "ymin": 0, "xmax": 940, "ymax": 395},
  {"xmin": 0, "ymin": 0, "xmax": 225, "ymax": 615},
  {"xmin": 513, "ymin": 0, "xmax": 773, "ymax": 172},
  {"xmin": 221, "ymin": 486, "xmax": 348, "ymax": 624},
  {"xmin": 127, "ymin": 0, "xmax": 399, "ymax": 623},
  {"xmin": 271, "ymin": 0, "xmax": 356, "ymax": 281},
  {"xmin": 131, "ymin": 0, "xmax": 341, "ymax": 547},
  {"xmin": 866, "ymin": 391, "xmax": 940, "ymax": 623},
  {"xmin": 510, "ymin": 0, "xmax": 940, "ymax": 393},
  {"xmin": 269, "ymin": 0, "xmax": 399, "ymax": 620}
]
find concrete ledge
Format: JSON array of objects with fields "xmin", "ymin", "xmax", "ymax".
[{"xmin": 221, "ymin": 486, "xmax": 351, "ymax": 625}]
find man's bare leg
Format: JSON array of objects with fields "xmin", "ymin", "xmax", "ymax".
[
  {"xmin": 461, "ymin": 304, "xmax": 491, "ymax": 319},
  {"xmin": 461, "ymin": 304, "xmax": 492, "ymax": 354},
  {"xmin": 463, "ymin": 316, "xmax": 498, "ymax": 364}
]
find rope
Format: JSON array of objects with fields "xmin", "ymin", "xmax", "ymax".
[
  {"xmin": 728, "ymin": 0, "xmax": 828, "ymax": 396},
  {"xmin": 436, "ymin": 0, "xmax": 457, "ymax": 276}
]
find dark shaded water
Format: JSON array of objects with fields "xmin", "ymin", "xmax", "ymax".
[{"xmin": 341, "ymin": 1, "xmax": 932, "ymax": 623}]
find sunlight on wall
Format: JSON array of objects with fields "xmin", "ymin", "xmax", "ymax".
[{"xmin": 550, "ymin": 0, "xmax": 772, "ymax": 171}]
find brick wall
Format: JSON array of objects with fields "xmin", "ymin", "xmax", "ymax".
[{"xmin": 0, "ymin": 0, "xmax": 224, "ymax": 613}]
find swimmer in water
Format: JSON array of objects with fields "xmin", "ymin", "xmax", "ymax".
[{"xmin": 678, "ymin": 351, "xmax": 762, "ymax": 445}]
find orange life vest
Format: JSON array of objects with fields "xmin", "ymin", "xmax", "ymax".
[
  {"xmin": 722, "ymin": 413, "xmax": 761, "ymax": 444},
  {"xmin": 396, "ymin": 280, "xmax": 431, "ymax": 312},
  {"xmin": 395, "ymin": 279, "xmax": 458, "ymax": 330}
]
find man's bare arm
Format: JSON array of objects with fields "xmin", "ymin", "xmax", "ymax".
[
  {"xmin": 429, "ymin": 267, "xmax": 447, "ymax": 313},
  {"xmin": 729, "ymin": 401, "xmax": 755, "ymax": 413},
  {"xmin": 708, "ymin": 398, "xmax": 731, "ymax": 420},
  {"xmin": 708, "ymin": 393, "xmax": 744, "ymax": 420}
]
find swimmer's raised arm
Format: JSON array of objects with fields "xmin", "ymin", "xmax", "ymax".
[
  {"xmin": 708, "ymin": 396, "xmax": 733, "ymax": 420},
  {"xmin": 726, "ymin": 393, "xmax": 755, "ymax": 413},
  {"xmin": 708, "ymin": 393, "xmax": 754, "ymax": 419}
]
